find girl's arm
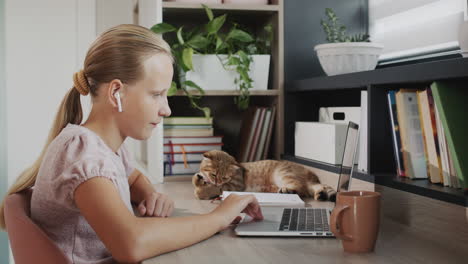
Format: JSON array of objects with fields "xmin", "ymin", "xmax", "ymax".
[
  {"xmin": 128, "ymin": 169, "xmax": 154, "ymax": 204},
  {"xmin": 74, "ymin": 177, "xmax": 262, "ymax": 263},
  {"xmin": 128, "ymin": 169, "xmax": 174, "ymax": 217}
]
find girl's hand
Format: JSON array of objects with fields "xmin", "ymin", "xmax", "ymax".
[
  {"xmin": 137, "ymin": 191, "xmax": 174, "ymax": 217},
  {"xmin": 210, "ymin": 194, "xmax": 263, "ymax": 230}
]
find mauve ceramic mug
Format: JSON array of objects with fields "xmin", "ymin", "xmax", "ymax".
[{"xmin": 330, "ymin": 191, "xmax": 381, "ymax": 253}]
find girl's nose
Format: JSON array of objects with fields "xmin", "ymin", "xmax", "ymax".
[{"xmin": 159, "ymin": 99, "xmax": 171, "ymax": 117}]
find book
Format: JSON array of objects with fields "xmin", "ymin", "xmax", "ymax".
[
  {"xmin": 163, "ymin": 143, "xmax": 222, "ymax": 153},
  {"xmin": 248, "ymin": 107, "xmax": 266, "ymax": 161},
  {"xmin": 395, "ymin": 90, "xmax": 428, "ymax": 179},
  {"xmin": 358, "ymin": 90, "xmax": 368, "ymax": 172},
  {"xmin": 163, "ymin": 136, "xmax": 223, "ymax": 145},
  {"xmin": 431, "ymin": 81, "xmax": 468, "ymax": 189},
  {"xmin": 164, "ymin": 125, "xmax": 212, "ymax": 129},
  {"xmin": 222, "ymin": 191, "xmax": 305, "ymax": 207},
  {"xmin": 417, "ymin": 89, "xmax": 441, "ymax": 183},
  {"xmin": 387, "ymin": 91, "xmax": 406, "ymax": 177},
  {"xmin": 164, "ymin": 161, "xmax": 200, "ymax": 175},
  {"xmin": 163, "ymin": 128, "xmax": 214, "ymax": 137},
  {"xmin": 262, "ymin": 106, "xmax": 276, "ymax": 159},
  {"xmin": 238, "ymin": 107, "xmax": 260, "ymax": 162},
  {"xmin": 164, "ymin": 152, "xmax": 204, "ymax": 163},
  {"xmin": 164, "ymin": 116, "xmax": 213, "ymax": 125},
  {"xmin": 255, "ymin": 108, "xmax": 272, "ymax": 161},
  {"xmin": 435, "ymin": 106, "xmax": 451, "ymax": 186},
  {"xmin": 426, "ymin": 88, "xmax": 444, "ymax": 183}
]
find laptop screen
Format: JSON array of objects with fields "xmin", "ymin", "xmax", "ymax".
[{"xmin": 337, "ymin": 122, "xmax": 359, "ymax": 192}]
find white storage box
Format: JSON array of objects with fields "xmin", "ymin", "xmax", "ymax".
[
  {"xmin": 295, "ymin": 122, "xmax": 348, "ymax": 165},
  {"xmin": 319, "ymin": 107, "xmax": 361, "ymax": 164},
  {"xmin": 319, "ymin": 107, "xmax": 360, "ymax": 124}
]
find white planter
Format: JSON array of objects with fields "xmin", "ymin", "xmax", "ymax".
[
  {"xmin": 185, "ymin": 54, "xmax": 270, "ymax": 90},
  {"xmin": 314, "ymin": 42, "xmax": 384, "ymax": 76},
  {"xmin": 458, "ymin": 20, "xmax": 468, "ymax": 57}
]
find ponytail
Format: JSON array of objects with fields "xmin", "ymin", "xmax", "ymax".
[{"xmin": 0, "ymin": 86, "xmax": 83, "ymax": 230}]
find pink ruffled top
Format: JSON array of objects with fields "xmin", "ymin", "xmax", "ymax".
[{"xmin": 31, "ymin": 124, "xmax": 135, "ymax": 263}]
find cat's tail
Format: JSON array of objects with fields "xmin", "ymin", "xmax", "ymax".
[{"xmin": 306, "ymin": 183, "xmax": 337, "ymax": 202}]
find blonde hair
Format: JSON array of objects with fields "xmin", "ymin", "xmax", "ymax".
[{"xmin": 0, "ymin": 24, "xmax": 172, "ymax": 230}]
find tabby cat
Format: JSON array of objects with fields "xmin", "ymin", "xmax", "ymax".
[{"xmin": 192, "ymin": 150, "xmax": 336, "ymax": 201}]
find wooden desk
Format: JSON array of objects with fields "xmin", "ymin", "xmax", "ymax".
[{"xmin": 143, "ymin": 181, "xmax": 466, "ymax": 264}]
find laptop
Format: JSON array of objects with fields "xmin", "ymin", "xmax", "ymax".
[{"xmin": 235, "ymin": 121, "xmax": 359, "ymax": 237}]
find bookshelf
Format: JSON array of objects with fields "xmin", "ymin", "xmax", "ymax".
[
  {"xmin": 134, "ymin": 0, "xmax": 284, "ymax": 181},
  {"xmin": 284, "ymin": 57, "xmax": 468, "ymax": 207}
]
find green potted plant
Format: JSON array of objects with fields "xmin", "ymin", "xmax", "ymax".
[
  {"xmin": 315, "ymin": 8, "xmax": 383, "ymax": 76},
  {"xmin": 151, "ymin": 4, "xmax": 273, "ymax": 117}
]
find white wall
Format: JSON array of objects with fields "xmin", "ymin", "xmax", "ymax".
[{"xmin": 5, "ymin": 0, "xmax": 95, "ymax": 191}]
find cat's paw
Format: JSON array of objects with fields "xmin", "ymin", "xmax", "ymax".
[{"xmin": 278, "ymin": 187, "xmax": 297, "ymax": 194}]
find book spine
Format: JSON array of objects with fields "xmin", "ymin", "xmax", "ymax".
[
  {"xmin": 427, "ymin": 88, "xmax": 444, "ymax": 184},
  {"xmin": 387, "ymin": 91, "xmax": 406, "ymax": 177}
]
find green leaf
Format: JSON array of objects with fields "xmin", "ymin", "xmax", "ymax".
[
  {"xmin": 200, "ymin": 107, "xmax": 211, "ymax": 118},
  {"xmin": 237, "ymin": 50, "xmax": 249, "ymax": 64},
  {"xmin": 182, "ymin": 48, "xmax": 193, "ymax": 70},
  {"xmin": 168, "ymin": 81, "xmax": 178, "ymax": 96},
  {"xmin": 174, "ymin": 50, "xmax": 189, "ymax": 72},
  {"xmin": 238, "ymin": 68, "xmax": 250, "ymax": 83},
  {"xmin": 183, "ymin": 80, "xmax": 204, "ymax": 95},
  {"xmin": 227, "ymin": 56, "xmax": 241, "ymax": 66},
  {"xmin": 150, "ymin": 23, "xmax": 176, "ymax": 34},
  {"xmin": 177, "ymin": 27, "xmax": 185, "ymax": 45},
  {"xmin": 215, "ymin": 36, "xmax": 223, "ymax": 51},
  {"xmin": 186, "ymin": 25, "xmax": 203, "ymax": 40},
  {"xmin": 202, "ymin": 4, "xmax": 214, "ymax": 21},
  {"xmin": 207, "ymin": 14, "xmax": 226, "ymax": 35},
  {"xmin": 187, "ymin": 35, "xmax": 210, "ymax": 50},
  {"xmin": 227, "ymin": 29, "xmax": 254, "ymax": 42}
]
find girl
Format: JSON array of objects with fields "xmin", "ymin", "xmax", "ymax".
[{"xmin": 0, "ymin": 24, "xmax": 263, "ymax": 264}]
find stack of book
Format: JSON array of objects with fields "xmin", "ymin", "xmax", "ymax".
[
  {"xmin": 163, "ymin": 117, "xmax": 223, "ymax": 176},
  {"xmin": 387, "ymin": 81, "xmax": 467, "ymax": 190},
  {"xmin": 237, "ymin": 106, "xmax": 276, "ymax": 162}
]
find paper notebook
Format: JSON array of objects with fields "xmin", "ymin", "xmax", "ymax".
[{"xmin": 222, "ymin": 191, "xmax": 305, "ymax": 207}]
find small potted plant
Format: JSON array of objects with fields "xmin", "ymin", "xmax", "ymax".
[
  {"xmin": 151, "ymin": 4, "xmax": 272, "ymax": 117},
  {"xmin": 315, "ymin": 8, "xmax": 383, "ymax": 76}
]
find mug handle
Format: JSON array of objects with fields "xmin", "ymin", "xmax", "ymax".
[{"xmin": 330, "ymin": 204, "xmax": 352, "ymax": 241}]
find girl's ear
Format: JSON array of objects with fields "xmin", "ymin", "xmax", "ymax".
[{"xmin": 107, "ymin": 79, "xmax": 124, "ymax": 110}]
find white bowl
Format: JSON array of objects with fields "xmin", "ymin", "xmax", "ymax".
[{"xmin": 314, "ymin": 42, "xmax": 384, "ymax": 76}]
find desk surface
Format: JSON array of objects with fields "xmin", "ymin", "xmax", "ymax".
[{"xmin": 143, "ymin": 181, "xmax": 466, "ymax": 264}]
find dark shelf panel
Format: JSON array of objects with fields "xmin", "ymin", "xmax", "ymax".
[
  {"xmin": 282, "ymin": 155, "xmax": 375, "ymax": 183},
  {"xmin": 283, "ymin": 155, "xmax": 467, "ymax": 207},
  {"xmin": 288, "ymin": 57, "xmax": 468, "ymax": 92},
  {"xmin": 378, "ymin": 177, "xmax": 468, "ymax": 207}
]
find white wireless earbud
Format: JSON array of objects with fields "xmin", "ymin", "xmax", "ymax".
[{"xmin": 115, "ymin": 91, "xmax": 123, "ymax": 112}]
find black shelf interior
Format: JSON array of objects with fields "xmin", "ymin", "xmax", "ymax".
[
  {"xmin": 287, "ymin": 57, "xmax": 467, "ymax": 92},
  {"xmin": 283, "ymin": 155, "xmax": 467, "ymax": 207}
]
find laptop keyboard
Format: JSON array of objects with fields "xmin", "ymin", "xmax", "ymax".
[{"xmin": 279, "ymin": 208, "xmax": 330, "ymax": 232}]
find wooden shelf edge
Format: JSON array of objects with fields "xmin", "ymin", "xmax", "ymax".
[
  {"xmin": 282, "ymin": 154, "xmax": 468, "ymax": 207},
  {"xmin": 171, "ymin": 89, "xmax": 279, "ymax": 96},
  {"xmin": 162, "ymin": 2, "xmax": 279, "ymax": 12}
]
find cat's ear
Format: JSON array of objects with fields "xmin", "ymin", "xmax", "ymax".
[
  {"xmin": 203, "ymin": 151, "xmax": 212, "ymax": 160},
  {"xmin": 231, "ymin": 164, "xmax": 244, "ymax": 174}
]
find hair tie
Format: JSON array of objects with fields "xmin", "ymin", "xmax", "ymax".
[{"xmin": 73, "ymin": 70, "xmax": 90, "ymax": 96}]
